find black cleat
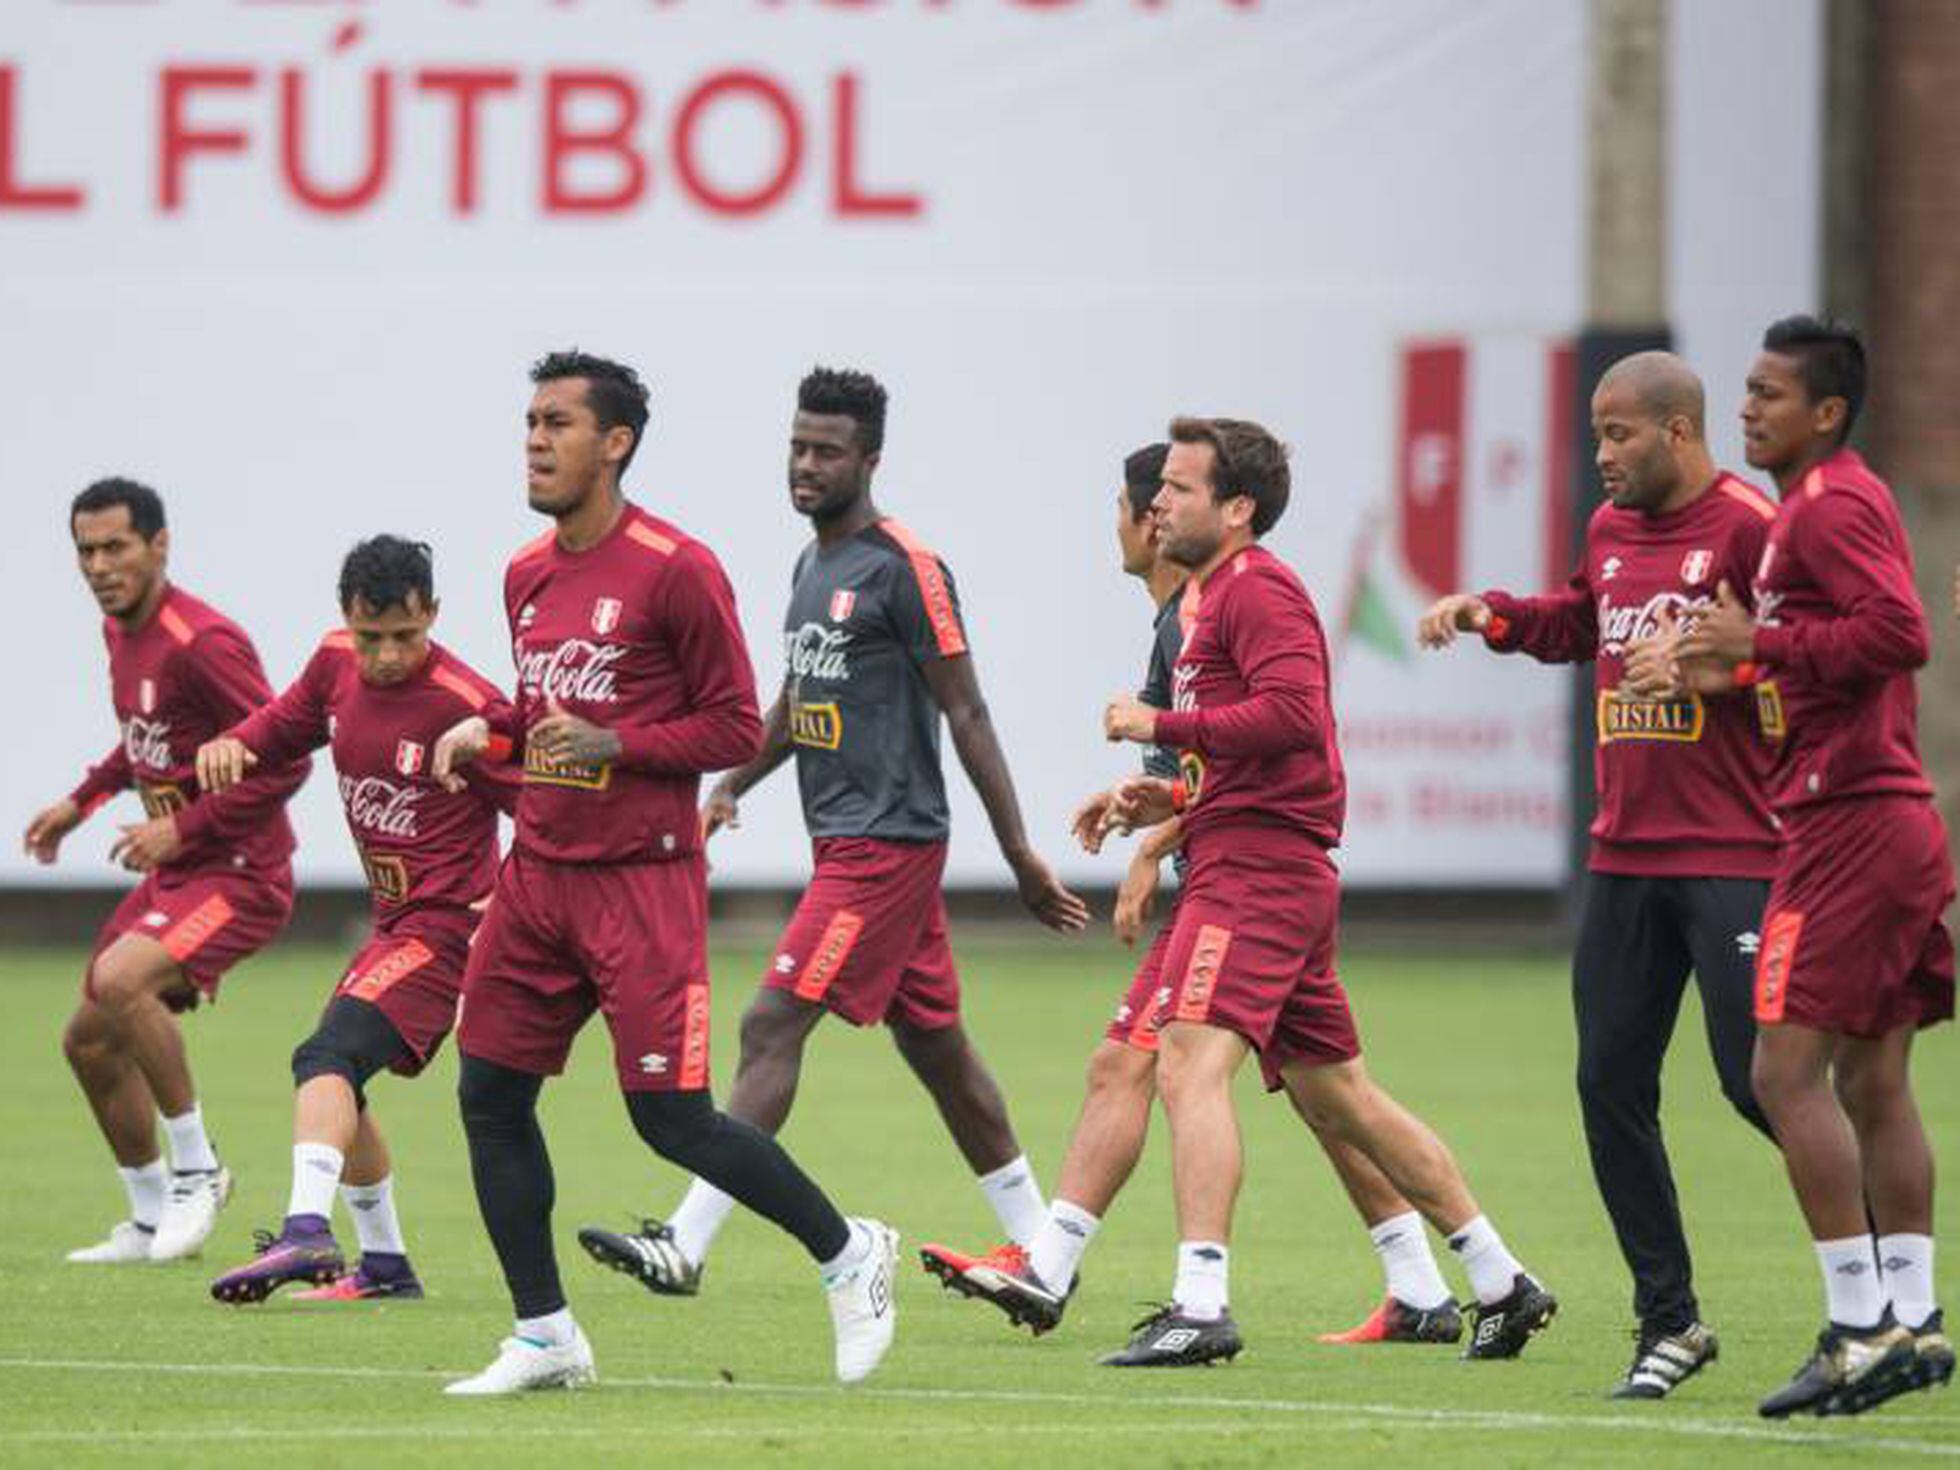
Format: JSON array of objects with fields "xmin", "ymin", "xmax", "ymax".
[
  {"xmin": 1907, "ymin": 1310, "xmax": 1955, "ymax": 1394},
  {"xmin": 1610, "ymin": 1321, "xmax": 1718, "ymax": 1400},
  {"xmin": 577, "ymin": 1219, "xmax": 702, "ymax": 1297},
  {"xmin": 1317, "ymin": 1295, "xmax": 1463, "ymax": 1345},
  {"xmin": 918, "ymin": 1241, "xmax": 1067, "ymax": 1335},
  {"xmin": 1758, "ymin": 1319, "xmax": 1915, "ymax": 1418},
  {"xmin": 1463, "ymin": 1274, "xmax": 1558, "ymax": 1359},
  {"xmin": 1100, "ymin": 1304, "xmax": 1243, "ymax": 1367}
]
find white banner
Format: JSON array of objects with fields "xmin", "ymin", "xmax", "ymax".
[{"xmin": 0, "ymin": 0, "xmax": 1818, "ymax": 887}]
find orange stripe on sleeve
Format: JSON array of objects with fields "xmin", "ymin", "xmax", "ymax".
[
  {"xmin": 626, "ymin": 521, "xmax": 677, "ymax": 556},
  {"xmin": 430, "ymin": 664, "xmax": 488, "ymax": 710},
  {"xmin": 321, "ymin": 629, "xmax": 355, "ymax": 651},
  {"xmin": 879, "ymin": 519, "xmax": 968, "ymax": 657},
  {"xmin": 1754, "ymin": 910, "xmax": 1804, "ymax": 1024},
  {"xmin": 160, "ymin": 894, "xmax": 235, "ymax": 963},
  {"xmin": 794, "ymin": 910, "xmax": 865, "ymax": 1002},
  {"xmin": 679, "ymin": 982, "xmax": 711, "ymax": 1089},
  {"xmin": 1716, "ymin": 477, "xmax": 1777, "ymax": 521},
  {"xmin": 510, "ymin": 530, "xmax": 555, "ymax": 566},
  {"xmin": 1173, "ymin": 924, "xmax": 1233, "ymax": 1024},
  {"xmin": 158, "ymin": 605, "xmax": 196, "ymax": 646}
]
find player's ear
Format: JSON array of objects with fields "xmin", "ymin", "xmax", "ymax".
[
  {"xmin": 604, "ymin": 423, "xmax": 636, "ymax": 468},
  {"xmin": 1814, "ymin": 396, "xmax": 1848, "ymax": 442},
  {"xmin": 151, "ymin": 526, "xmax": 171, "ymax": 562},
  {"xmin": 424, "ymin": 596, "xmax": 441, "ymax": 629}
]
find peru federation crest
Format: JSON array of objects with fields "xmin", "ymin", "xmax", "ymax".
[
  {"xmin": 829, "ymin": 589, "xmax": 857, "ymax": 623},
  {"xmin": 591, "ymin": 596, "xmax": 622, "ymax": 635},
  {"xmin": 395, "ymin": 739, "xmax": 426, "ymax": 777},
  {"xmin": 138, "ymin": 678, "xmax": 157, "ymax": 714},
  {"xmin": 1680, "ymin": 549, "xmax": 1713, "ymax": 585}
]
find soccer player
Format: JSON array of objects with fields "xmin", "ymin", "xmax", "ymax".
[
  {"xmin": 26, "ymin": 478, "xmax": 307, "ymax": 1265},
  {"xmin": 935, "ymin": 418, "xmax": 1553, "ymax": 1366},
  {"xmin": 1416, "ymin": 352, "xmax": 1780, "ymax": 1398},
  {"xmin": 1625, "ymin": 318, "xmax": 1953, "ymax": 1417},
  {"xmin": 579, "ymin": 367, "xmax": 1088, "ymax": 1297},
  {"xmin": 431, "ymin": 351, "xmax": 896, "ymax": 1395},
  {"xmin": 199, "ymin": 536, "xmax": 519, "ymax": 1304},
  {"xmin": 922, "ymin": 443, "xmax": 1465, "ymax": 1349}
]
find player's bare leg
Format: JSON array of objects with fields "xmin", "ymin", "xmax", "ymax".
[
  {"xmin": 723, "ymin": 988, "xmax": 829, "ymax": 1133},
  {"xmin": 1282, "ymin": 1056, "xmax": 1554, "ymax": 1357},
  {"xmin": 1053, "ymin": 1041, "xmax": 1155, "ymax": 1216},
  {"xmin": 889, "ymin": 1019, "xmax": 1020, "ymax": 1172},
  {"xmin": 1751, "ymin": 1025, "xmax": 1867, "ymax": 1238},
  {"xmin": 62, "ymin": 999, "xmax": 159, "ymax": 1168}
]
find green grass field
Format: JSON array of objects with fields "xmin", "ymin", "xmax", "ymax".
[{"xmin": 2, "ymin": 937, "xmax": 1956, "ymax": 1465}]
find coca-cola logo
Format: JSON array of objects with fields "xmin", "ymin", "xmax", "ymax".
[
  {"xmin": 515, "ymin": 638, "xmax": 624, "ymax": 704},
  {"xmin": 786, "ymin": 623, "xmax": 852, "ymax": 682},
  {"xmin": 1598, "ymin": 590, "xmax": 1707, "ymax": 655},
  {"xmin": 122, "ymin": 716, "xmax": 174, "ymax": 770},
  {"xmin": 338, "ymin": 774, "xmax": 423, "ymax": 839}
]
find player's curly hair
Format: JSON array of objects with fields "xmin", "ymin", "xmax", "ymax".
[
  {"xmin": 338, "ymin": 535, "xmax": 435, "ymax": 614},
  {"xmin": 531, "ymin": 350, "xmax": 652, "ymax": 473},
  {"xmin": 1123, "ymin": 442, "xmax": 1169, "ymax": 523},
  {"xmin": 798, "ymin": 366, "xmax": 887, "ymax": 454},
  {"xmin": 1763, "ymin": 315, "xmax": 1866, "ymax": 444},
  {"xmin": 71, "ymin": 477, "xmax": 166, "ymax": 540},
  {"xmin": 1168, "ymin": 416, "xmax": 1291, "ymax": 537}
]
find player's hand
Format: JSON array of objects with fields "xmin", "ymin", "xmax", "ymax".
[
  {"xmin": 23, "ymin": 798, "xmax": 82, "ymax": 865},
  {"xmin": 701, "ymin": 785, "xmax": 741, "ymax": 843},
  {"xmin": 1416, "ymin": 593, "xmax": 1492, "ymax": 649},
  {"xmin": 1102, "ymin": 695, "xmax": 1159, "ymax": 745},
  {"xmin": 433, "ymin": 715, "xmax": 491, "ymax": 793},
  {"xmin": 1069, "ymin": 788, "xmax": 1118, "ymax": 853},
  {"xmin": 1622, "ymin": 603, "xmax": 1684, "ymax": 698},
  {"xmin": 528, "ymin": 697, "xmax": 622, "ymax": 767},
  {"xmin": 1113, "ymin": 847, "xmax": 1161, "ymax": 947},
  {"xmin": 110, "ymin": 814, "xmax": 181, "ymax": 873},
  {"xmin": 1009, "ymin": 850, "xmax": 1090, "ymax": 933},
  {"xmin": 1107, "ymin": 774, "xmax": 1176, "ymax": 831},
  {"xmin": 1674, "ymin": 580, "xmax": 1755, "ymax": 668},
  {"xmin": 195, "ymin": 736, "xmax": 258, "ymax": 793}
]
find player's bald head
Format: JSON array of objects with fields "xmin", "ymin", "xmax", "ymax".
[{"xmin": 1597, "ymin": 351, "xmax": 1705, "ymax": 437}]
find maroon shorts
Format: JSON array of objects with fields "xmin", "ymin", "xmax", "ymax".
[
  {"xmin": 1106, "ymin": 898, "xmax": 1180, "ymax": 1054},
  {"xmin": 1163, "ymin": 835, "xmax": 1360, "ymax": 1090},
  {"xmin": 1755, "ymin": 795, "xmax": 1956, "ymax": 1037},
  {"xmin": 88, "ymin": 863, "xmax": 295, "ymax": 1010},
  {"xmin": 457, "ymin": 847, "xmax": 712, "ymax": 1093},
  {"xmin": 762, "ymin": 837, "xmax": 960, "ymax": 1030},
  {"xmin": 333, "ymin": 912, "xmax": 475, "ymax": 1077}
]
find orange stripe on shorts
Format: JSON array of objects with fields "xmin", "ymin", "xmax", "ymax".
[
  {"xmin": 1755, "ymin": 909, "xmax": 1804, "ymax": 1024},
  {"xmin": 1174, "ymin": 925, "xmax": 1234, "ymax": 1024},
  {"xmin": 679, "ymin": 982, "xmax": 711, "ymax": 1090},
  {"xmin": 794, "ymin": 910, "xmax": 865, "ymax": 1002},
  {"xmin": 160, "ymin": 895, "xmax": 235, "ymax": 963},
  {"xmin": 343, "ymin": 939, "xmax": 436, "ymax": 1003}
]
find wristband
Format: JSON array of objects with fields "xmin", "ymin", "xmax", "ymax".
[
  {"xmin": 1482, "ymin": 614, "xmax": 1511, "ymax": 642},
  {"xmin": 484, "ymin": 733, "xmax": 514, "ymax": 763},
  {"xmin": 1169, "ymin": 776, "xmax": 1190, "ymax": 814},
  {"xmin": 1731, "ymin": 662, "xmax": 1764, "ymax": 688}
]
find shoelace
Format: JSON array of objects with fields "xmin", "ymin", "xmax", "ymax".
[
  {"xmin": 249, "ymin": 1228, "xmax": 280, "ymax": 1257},
  {"xmin": 1124, "ymin": 1302, "xmax": 1178, "ymax": 1335}
]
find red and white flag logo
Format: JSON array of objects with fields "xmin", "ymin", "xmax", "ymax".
[
  {"xmin": 395, "ymin": 739, "xmax": 426, "ymax": 777},
  {"xmin": 591, "ymin": 596, "xmax": 622, "ymax": 635},
  {"xmin": 139, "ymin": 678, "xmax": 157, "ymax": 714},
  {"xmin": 1680, "ymin": 549, "xmax": 1713, "ymax": 585},
  {"xmin": 829, "ymin": 590, "xmax": 856, "ymax": 622}
]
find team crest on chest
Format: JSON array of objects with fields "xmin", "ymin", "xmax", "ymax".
[
  {"xmin": 829, "ymin": 589, "xmax": 857, "ymax": 623},
  {"xmin": 395, "ymin": 739, "xmax": 426, "ymax": 778},
  {"xmin": 591, "ymin": 596, "xmax": 622, "ymax": 635},
  {"xmin": 138, "ymin": 678, "xmax": 157, "ymax": 714},
  {"xmin": 1680, "ymin": 549, "xmax": 1713, "ymax": 585}
]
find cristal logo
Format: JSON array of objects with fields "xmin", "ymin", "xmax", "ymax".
[
  {"xmin": 786, "ymin": 623, "xmax": 852, "ymax": 681},
  {"xmin": 338, "ymin": 775, "xmax": 422, "ymax": 839},
  {"xmin": 1597, "ymin": 590, "xmax": 1707, "ymax": 655},
  {"xmin": 516, "ymin": 639, "xmax": 624, "ymax": 704},
  {"xmin": 122, "ymin": 716, "xmax": 174, "ymax": 769}
]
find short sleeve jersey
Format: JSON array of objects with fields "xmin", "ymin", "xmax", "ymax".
[{"xmin": 783, "ymin": 518, "xmax": 968, "ymax": 842}]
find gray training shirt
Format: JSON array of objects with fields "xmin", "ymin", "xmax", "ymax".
[{"xmin": 783, "ymin": 518, "xmax": 968, "ymax": 842}]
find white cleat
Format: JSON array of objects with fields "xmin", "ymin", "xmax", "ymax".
[
  {"xmin": 826, "ymin": 1218, "xmax": 898, "ymax": 1385},
  {"xmin": 67, "ymin": 1220, "xmax": 156, "ymax": 1263},
  {"xmin": 149, "ymin": 1166, "xmax": 233, "ymax": 1262},
  {"xmin": 443, "ymin": 1330, "xmax": 598, "ymax": 1396}
]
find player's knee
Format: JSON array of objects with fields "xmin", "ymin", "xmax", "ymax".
[
  {"xmin": 457, "ymin": 1054, "xmax": 540, "ymax": 1136},
  {"xmin": 1085, "ymin": 1042, "xmax": 1154, "ymax": 1105},
  {"xmin": 61, "ymin": 1005, "xmax": 115, "ymax": 1069},
  {"xmin": 624, "ymin": 1089, "xmax": 717, "ymax": 1161},
  {"xmin": 87, "ymin": 953, "xmax": 158, "ymax": 1016},
  {"xmin": 291, "ymin": 1035, "xmax": 368, "ymax": 1109},
  {"xmin": 738, "ymin": 998, "xmax": 810, "ymax": 1065},
  {"xmin": 1831, "ymin": 1064, "xmax": 1899, "ymax": 1127}
]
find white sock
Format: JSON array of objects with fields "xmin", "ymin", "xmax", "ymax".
[
  {"xmin": 1173, "ymin": 1240, "xmax": 1229, "ymax": 1321},
  {"xmin": 1370, "ymin": 1210, "xmax": 1452, "ymax": 1310},
  {"xmin": 161, "ymin": 1104, "xmax": 219, "ymax": 1173},
  {"xmin": 515, "ymin": 1307, "xmax": 577, "ymax": 1347},
  {"xmin": 287, "ymin": 1143, "xmax": 344, "ymax": 1222},
  {"xmin": 819, "ymin": 1220, "xmax": 871, "ymax": 1283},
  {"xmin": 1816, "ymin": 1234, "xmax": 1885, "ymax": 1329},
  {"xmin": 1447, "ymin": 1215, "xmax": 1526, "ymax": 1306},
  {"xmin": 668, "ymin": 1179, "xmax": 736, "ymax": 1267},
  {"xmin": 1027, "ymin": 1200, "xmax": 1100, "ymax": 1294},
  {"xmin": 1879, "ymin": 1233, "xmax": 1937, "ymax": 1330},
  {"xmin": 343, "ymin": 1175, "xmax": 407, "ymax": 1256},
  {"xmin": 118, "ymin": 1160, "xmax": 167, "ymax": 1231},
  {"xmin": 977, "ymin": 1154, "xmax": 1047, "ymax": 1247}
]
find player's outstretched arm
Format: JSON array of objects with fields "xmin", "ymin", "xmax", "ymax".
[
  {"xmin": 1113, "ymin": 818, "xmax": 1180, "ymax": 948},
  {"xmin": 194, "ymin": 736, "xmax": 259, "ymax": 794},
  {"xmin": 924, "ymin": 653, "xmax": 1088, "ymax": 933},
  {"xmin": 433, "ymin": 715, "xmax": 492, "ymax": 793},
  {"xmin": 23, "ymin": 798, "xmax": 84, "ymax": 865},
  {"xmin": 1416, "ymin": 593, "xmax": 1491, "ymax": 649},
  {"xmin": 703, "ymin": 682, "xmax": 794, "ymax": 841}
]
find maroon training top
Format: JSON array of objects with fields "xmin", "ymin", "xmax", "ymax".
[
  {"xmin": 1748, "ymin": 447, "xmax": 1933, "ymax": 817},
  {"xmin": 1482, "ymin": 472, "xmax": 1782, "ymax": 878},
  {"xmin": 69, "ymin": 583, "xmax": 306, "ymax": 875},
  {"xmin": 1152, "ymin": 543, "xmax": 1346, "ymax": 854},
  {"xmin": 232, "ymin": 633, "xmax": 519, "ymax": 927},
  {"xmin": 493, "ymin": 503, "xmax": 764, "ymax": 865}
]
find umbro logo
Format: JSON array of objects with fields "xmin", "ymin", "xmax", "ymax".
[
  {"xmin": 1600, "ymin": 556, "xmax": 1623, "ymax": 582},
  {"xmin": 518, "ymin": 603, "xmax": 538, "ymax": 630},
  {"xmin": 1151, "ymin": 1328, "xmax": 1201, "ymax": 1352},
  {"xmin": 638, "ymin": 1053, "xmax": 669, "ymax": 1075},
  {"xmin": 1736, "ymin": 931, "xmax": 1761, "ymax": 956},
  {"xmin": 142, "ymin": 911, "xmax": 169, "ymax": 928},
  {"xmin": 1474, "ymin": 1317, "xmax": 1504, "ymax": 1347},
  {"xmin": 774, "ymin": 953, "xmax": 797, "ymax": 975}
]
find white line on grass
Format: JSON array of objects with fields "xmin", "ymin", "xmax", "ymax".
[{"xmin": 0, "ymin": 1357, "xmax": 1954, "ymax": 1458}]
